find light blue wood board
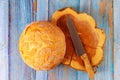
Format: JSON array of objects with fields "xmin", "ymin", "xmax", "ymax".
[
  {"xmin": 114, "ymin": 0, "xmax": 120, "ymax": 80},
  {"xmin": 35, "ymin": 0, "xmax": 48, "ymax": 80},
  {"xmin": 0, "ymin": 0, "xmax": 9, "ymax": 80},
  {"xmin": 79, "ymin": 0, "xmax": 91, "ymax": 14},
  {"xmin": 48, "ymin": 0, "xmax": 80, "ymax": 20},
  {"xmin": 91, "ymin": 0, "xmax": 113, "ymax": 80},
  {"xmin": 36, "ymin": 0, "xmax": 48, "ymax": 21},
  {"xmin": 9, "ymin": 0, "xmax": 36, "ymax": 80}
]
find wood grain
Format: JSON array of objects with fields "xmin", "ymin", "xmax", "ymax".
[
  {"xmin": 91, "ymin": 0, "xmax": 113, "ymax": 80},
  {"xmin": 0, "ymin": 1, "xmax": 9, "ymax": 80},
  {"xmin": 80, "ymin": 0, "xmax": 91, "ymax": 14},
  {"xmin": 114, "ymin": 0, "xmax": 120, "ymax": 80},
  {"xmin": 36, "ymin": 0, "xmax": 48, "ymax": 21},
  {"xmin": 48, "ymin": 0, "xmax": 80, "ymax": 20},
  {"xmin": 9, "ymin": 0, "xmax": 35, "ymax": 80}
]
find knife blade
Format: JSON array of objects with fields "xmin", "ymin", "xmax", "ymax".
[
  {"xmin": 66, "ymin": 16, "xmax": 85, "ymax": 56},
  {"xmin": 66, "ymin": 15, "xmax": 94, "ymax": 80}
]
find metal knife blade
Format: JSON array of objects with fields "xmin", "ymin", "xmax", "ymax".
[
  {"xmin": 66, "ymin": 16, "xmax": 95, "ymax": 80},
  {"xmin": 66, "ymin": 16, "xmax": 85, "ymax": 56}
]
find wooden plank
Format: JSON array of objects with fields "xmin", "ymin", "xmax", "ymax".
[
  {"xmin": 114, "ymin": 0, "xmax": 120, "ymax": 80},
  {"xmin": 36, "ymin": 0, "xmax": 48, "ymax": 21},
  {"xmin": 35, "ymin": 0, "xmax": 48, "ymax": 80},
  {"xmin": 48, "ymin": 0, "xmax": 81, "ymax": 80},
  {"xmin": 9, "ymin": 0, "xmax": 36, "ymax": 80},
  {"xmin": 91, "ymin": 0, "xmax": 113, "ymax": 80},
  {"xmin": 80, "ymin": 0, "xmax": 91, "ymax": 14},
  {"xmin": 0, "ymin": 0, "xmax": 9, "ymax": 80},
  {"xmin": 78, "ymin": 0, "xmax": 91, "ymax": 80},
  {"xmin": 48, "ymin": 0, "xmax": 80, "ymax": 20}
]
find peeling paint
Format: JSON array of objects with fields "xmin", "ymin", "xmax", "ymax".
[
  {"xmin": 100, "ymin": 2, "xmax": 105, "ymax": 17},
  {"xmin": 33, "ymin": 0, "xmax": 37, "ymax": 13},
  {"xmin": 108, "ymin": 1, "xmax": 113, "ymax": 38}
]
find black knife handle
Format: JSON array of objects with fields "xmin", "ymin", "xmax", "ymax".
[{"xmin": 81, "ymin": 53, "xmax": 94, "ymax": 80}]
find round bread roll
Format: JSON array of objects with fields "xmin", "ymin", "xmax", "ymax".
[{"xmin": 19, "ymin": 21, "xmax": 66, "ymax": 70}]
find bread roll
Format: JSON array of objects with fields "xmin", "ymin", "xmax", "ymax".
[{"xmin": 19, "ymin": 21, "xmax": 66, "ymax": 70}]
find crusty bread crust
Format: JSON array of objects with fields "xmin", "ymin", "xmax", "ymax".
[{"xmin": 19, "ymin": 21, "xmax": 66, "ymax": 70}]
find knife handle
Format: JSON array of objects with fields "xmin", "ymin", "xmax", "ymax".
[{"xmin": 81, "ymin": 53, "xmax": 94, "ymax": 80}]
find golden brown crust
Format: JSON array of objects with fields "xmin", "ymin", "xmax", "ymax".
[
  {"xmin": 19, "ymin": 21, "xmax": 66, "ymax": 70},
  {"xmin": 51, "ymin": 8, "xmax": 106, "ymax": 70}
]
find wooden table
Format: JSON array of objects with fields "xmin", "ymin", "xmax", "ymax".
[{"xmin": 0, "ymin": 0, "xmax": 118, "ymax": 80}]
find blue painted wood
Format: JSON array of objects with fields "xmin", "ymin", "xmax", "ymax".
[
  {"xmin": 91, "ymin": 0, "xmax": 113, "ymax": 80},
  {"xmin": 35, "ymin": 0, "xmax": 48, "ymax": 80},
  {"xmin": 0, "ymin": 1, "xmax": 9, "ymax": 80},
  {"xmin": 80, "ymin": 0, "xmax": 91, "ymax": 14},
  {"xmin": 9, "ymin": 0, "xmax": 36, "ymax": 80},
  {"xmin": 114, "ymin": 0, "xmax": 120, "ymax": 80},
  {"xmin": 91, "ymin": 1, "xmax": 106, "ymax": 80},
  {"xmin": 48, "ymin": 0, "xmax": 80, "ymax": 20},
  {"xmin": 36, "ymin": 0, "xmax": 48, "ymax": 21}
]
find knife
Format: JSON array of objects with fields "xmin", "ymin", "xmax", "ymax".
[{"xmin": 66, "ymin": 16, "xmax": 94, "ymax": 80}]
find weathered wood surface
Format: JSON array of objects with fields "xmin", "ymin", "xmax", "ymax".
[
  {"xmin": 114, "ymin": 0, "xmax": 120, "ymax": 80},
  {"xmin": 91, "ymin": 0, "xmax": 113, "ymax": 80},
  {"xmin": 0, "ymin": 0, "xmax": 9, "ymax": 80},
  {"xmin": 0, "ymin": 0, "xmax": 116, "ymax": 80},
  {"xmin": 9, "ymin": 0, "xmax": 36, "ymax": 80}
]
